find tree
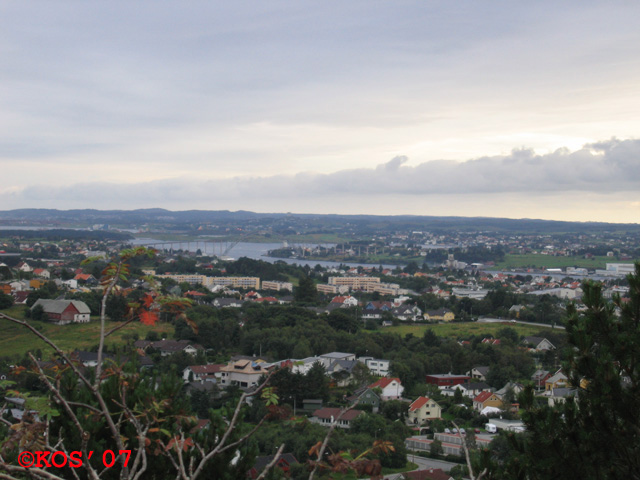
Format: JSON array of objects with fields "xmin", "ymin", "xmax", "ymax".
[
  {"xmin": 430, "ymin": 438, "xmax": 443, "ymax": 456},
  {"xmin": 30, "ymin": 303, "xmax": 47, "ymax": 321},
  {"xmin": 0, "ymin": 293, "xmax": 13, "ymax": 310},
  {"xmin": 501, "ymin": 266, "xmax": 640, "ymax": 480},
  {"xmin": 294, "ymin": 275, "xmax": 317, "ymax": 304},
  {"xmin": 0, "ymin": 247, "xmax": 284, "ymax": 480}
]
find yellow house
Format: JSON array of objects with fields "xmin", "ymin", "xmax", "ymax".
[
  {"xmin": 424, "ymin": 308, "xmax": 455, "ymax": 322},
  {"xmin": 545, "ymin": 371, "xmax": 569, "ymax": 392},
  {"xmin": 29, "ymin": 279, "xmax": 46, "ymax": 290},
  {"xmin": 407, "ymin": 397, "xmax": 442, "ymax": 425},
  {"xmin": 473, "ymin": 392, "xmax": 503, "ymax": 412}
]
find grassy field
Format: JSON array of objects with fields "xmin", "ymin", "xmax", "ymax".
[
  {"xmin": 495, "ymin": 254, "xmax": 637, "ymax": 270},
  {"xmin": 0, "ymin": 306, "xmax": 174, "ymax": 359},
  {"xmin": 383, "ymin": 321, "xmax": 557, "ymax": 339}
]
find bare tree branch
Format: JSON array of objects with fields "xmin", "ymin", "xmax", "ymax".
[
  {"xmin": 452, "ymin": 421, "xmax": 487, "ymax": 480},
  {"xmin": 255, "ymin": 444, "xmax": 285, "ymax": 480},
  {"xmin": 309, "ymin": 400, "xmax": 360, "ymax": 480},
  {"xmin": 95, "ymin": 262, "xmax": 122, "ymax": 387},
  {"xmin": 27, "ymin": 353, "xmax": 99, "ymax": 480},
  {"xmin": 189, "ymin": 370, "xmax": 276, "ymax": 480}
]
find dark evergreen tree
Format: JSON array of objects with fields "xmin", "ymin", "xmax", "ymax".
[
  {"xmin": 294, "ymin": 275, "xmax": 317, "ymax": 304},
  {"xmin": 499, "ymin": 265, "xmax": 640, "ymax": 480}
]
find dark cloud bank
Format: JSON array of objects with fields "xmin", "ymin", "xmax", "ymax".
[{"xmin": 17, "ymin": 138, "xmax": 640, "ymax": 204}]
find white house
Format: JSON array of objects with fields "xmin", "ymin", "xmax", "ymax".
[
  {"xmin": 219, "ymin": 360, "xmax": 270, "ymax": 390},
  {"xmin": 368, "ymin": 377, "xmax": 404, "ymax": 400},
  {"xmin": 359, "ymin": 357, "xmax": 391, "ymax": 376},
  {"xmin": 523, "ymin": 337, "xmax": 556, "ymax": 352},
  {"xmin": 182, "ymin": 364, "xmax": 223, "ymax": 383}
]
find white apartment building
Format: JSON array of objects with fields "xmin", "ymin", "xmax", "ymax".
[
  {"xmin": 328, "ymin": 276, "xmax": 381, "ymax": 289},
  {"xmin": 261, "ymin": 280, "xmax": 293, "ymax": 292},
  {"xmin": 359, "ymin": 357, "xmax": 391, "ymax": 376}
]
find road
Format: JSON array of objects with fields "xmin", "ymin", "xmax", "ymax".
[
  {"xmin": 381, "ymin": 454, "xmax": 461, "ymax": 479},
  {"xmin": 476, "ymin": 317, "xmax": 565, "ymax": 330}
]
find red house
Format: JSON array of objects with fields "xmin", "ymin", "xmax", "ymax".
[
  {"xmin": 31, "ymin": 299, "xmax": 91, "ymax": 325},
  {"xmin": 425, "ymin": 374, "xmax": 470, "ymax": 388},
  {"xmin": 248, "ymin": 453, "xmax": 299, "ymax": 479}
]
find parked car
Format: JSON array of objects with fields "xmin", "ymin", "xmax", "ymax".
[
  {"xmin": 444, "ymin": 428, "xmax": 451, "ymax": 434},
  {"xmin": 460, "ymin": 428, "xmax": 466, "ymax": 435}
]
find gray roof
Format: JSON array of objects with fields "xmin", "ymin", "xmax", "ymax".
[
  {"xmin": 473, "ymin": 366, "xmax": 490, "ymax": 376},
  {"xmin": 327, "ymin": 359, "xmax": 357, "ymax": 374},
  {"xmin": 462, "ymin": 382, "xmax": 491, "ymax": 391},
  {"xmin": 320, "ymin": 352, "xmax": 354, "ymax": 359},
  {"xmin": 550, "ymin": 387, "xmax": 578, "ymax": 398},
  {"xmin": 32, "ymin": 299, "xmax": 91, "ymax": 315}
]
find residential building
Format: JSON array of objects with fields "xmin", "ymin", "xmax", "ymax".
[
  {"xmin": 522, "ymin": 336, "xmax": 556, "ymax": 352},
  {"xmin": 406, "ymin": 433, "xmax": 491, "ymax": 457},
  {"xmin": 359, "ymin": 357, "xmax": 390, "ymax": 376},
  {"xmin": 425, "ymin": 374, "xmax": 470, "ymax": 388},
  {"xmin": 248, "ymin": 454, "xmax": 299, "ymax": 480},
  {"xmin": 212, "ymin": 297, "xmax": 244, "ymax": 308},
  {"xmin": 423, "ymin": 309, "xmax": 455, "ymax": 322},
  {"xmin": 261, "ymin": 280, "xmax": 293, "ymax": 292},
  {"xmin": 466, "ymin": 366, "xmax": 490, "ymax": 382},
  {"xmin": 348, "ymin": 388, "xmax": 381, "ymax": 413},
  {"xmin": 134, "ymin": 339, "xmax": 203, "ymax": 356},
  {"xmin": 310, "ymin": 407, "xmax": 363, "ymax": 429},
  {"xmin": 31, "ymin": 299, "xmax": 91, "ymax": 325},
  {"xmin": 455, "ymin": 382, "xmax": 493, "ymax": 399},
  {"xmin": 182, "ymin": 364, "xmax": 224, "ymax": 383},
  {"xmin": 156, "ymin": 274, "xmax": 260, "ymax": 290},
  {"xmin": 364, "ymin": 282, "xmax": 405, "ymax": 296},
  {"xmin": 328, "ymin": 276, "xmax": 380, "ymax": 289},
  {"xmin": 211, "ymin": 277, "xmax": 261, "ymax": 289},
  {"xmin": 532, "ymin": 370, "xmax": 551, "ymax": 390},
  {"xmin": 32, "ymin": 268, "xmax": 50, "ymax": 279},
  {"xmin": 330, "ymin": 295, "xmax": 358, "ymax": 307},
  {"xmin": 473, "ymin": 391, "xmax": 503, "ymax": 412},
  {"xmin": 407, "ymin": 397, "xmax": 442, "ymax": 425},
  {"xmin": 545, "ymin": 371, "xmax": 569, "ymax": 392},
  {"xmin": 368, "ymin": 377, "xmax": 404, "ymax": 400},
  {"xmin": 219, "ymin": 360, "xmax": 270, "ymax": 390}
]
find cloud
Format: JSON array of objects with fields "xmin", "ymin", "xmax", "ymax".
[{"xmin": 8, "ymin": 138, "xmax": 639, "ymax": 208}]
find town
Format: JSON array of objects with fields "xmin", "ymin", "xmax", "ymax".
[{"xmin": 0, "ymin": 211, "xmax": 638, "ymax": 479}]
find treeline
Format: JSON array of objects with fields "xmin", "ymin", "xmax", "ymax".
[
  {"xmin": 0, "ymin": 229, "xmax": 132, "ymax": 241},
  {"xmin": 172, "ymin": 303, "xmax": 560, "ymax": 396}
]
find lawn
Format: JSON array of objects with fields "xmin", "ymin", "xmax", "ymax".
[
  {"xmin": 383, "ymin": 321, "xmax": 556, "ymax": 339},
  {"xmin": 0, "ymin": 306, "xmax": 174, "ymax": 359},
  {"xmin": 495, "ymin": 254, "xmax": 636, "ymax": 270},
  {"xmin": 382, "ymin": 462, "xmax": 419, "ymax": 475}
]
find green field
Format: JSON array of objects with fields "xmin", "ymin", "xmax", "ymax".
[
  {"xmin": 383, "ymin": 321, "xmax": 559, "ymax": 339},
  {"xmin": 0, "ymin": 306, "xmax": 174, "ymax": 359},
  {"xmin": 495, "ymin": 254, "xmax": 637, "ymax": 270}
]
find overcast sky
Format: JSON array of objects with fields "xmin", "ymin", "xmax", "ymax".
[{"xmin": 1, "ymin": 1, "xmax": 639, "ymax": 223}]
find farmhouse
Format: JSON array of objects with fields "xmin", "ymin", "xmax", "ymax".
[{"xmin": 31, "ymin": 299, "xmax": 91, "ymax": 325}]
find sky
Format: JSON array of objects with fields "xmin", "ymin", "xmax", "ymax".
[{"xmin": 1, "ymin": 1, "xmax": 640, "ymax": 223}]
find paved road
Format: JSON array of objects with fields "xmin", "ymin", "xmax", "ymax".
[
  {"xmin": 477, "ymin": 318, "xmax": 565, "ymax": 330},
  {"xmin": 381, "ymin": 454, "xmax": 460, "ymax": 479},
  {"xmin": 410, "ymin": 454, "xmax": 460, "ymax": 471}
]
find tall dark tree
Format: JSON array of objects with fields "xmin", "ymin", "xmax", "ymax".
[
  {"xmin": 294, "ymin": 275, "xmax": 317, "ymax": 304},
  {"xmin": 499, "ymin": 265, "xmax": 640, "ymax": 480}
]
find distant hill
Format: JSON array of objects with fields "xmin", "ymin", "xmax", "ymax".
[{"xmin": 0, "ymin": 208, "xmax": 638, "ymax": 234}]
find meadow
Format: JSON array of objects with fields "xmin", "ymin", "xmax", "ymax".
[
  {"xmin": 384, "ymin": 321, "xmax": 557, "ymax": 339},
  {"xmin": 494, "ymin": 254, "xmax": 636, "ymax": 270},
  {"xmin": 0, "ymin": 305, "xmax": 174, "ymax": 359}
]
